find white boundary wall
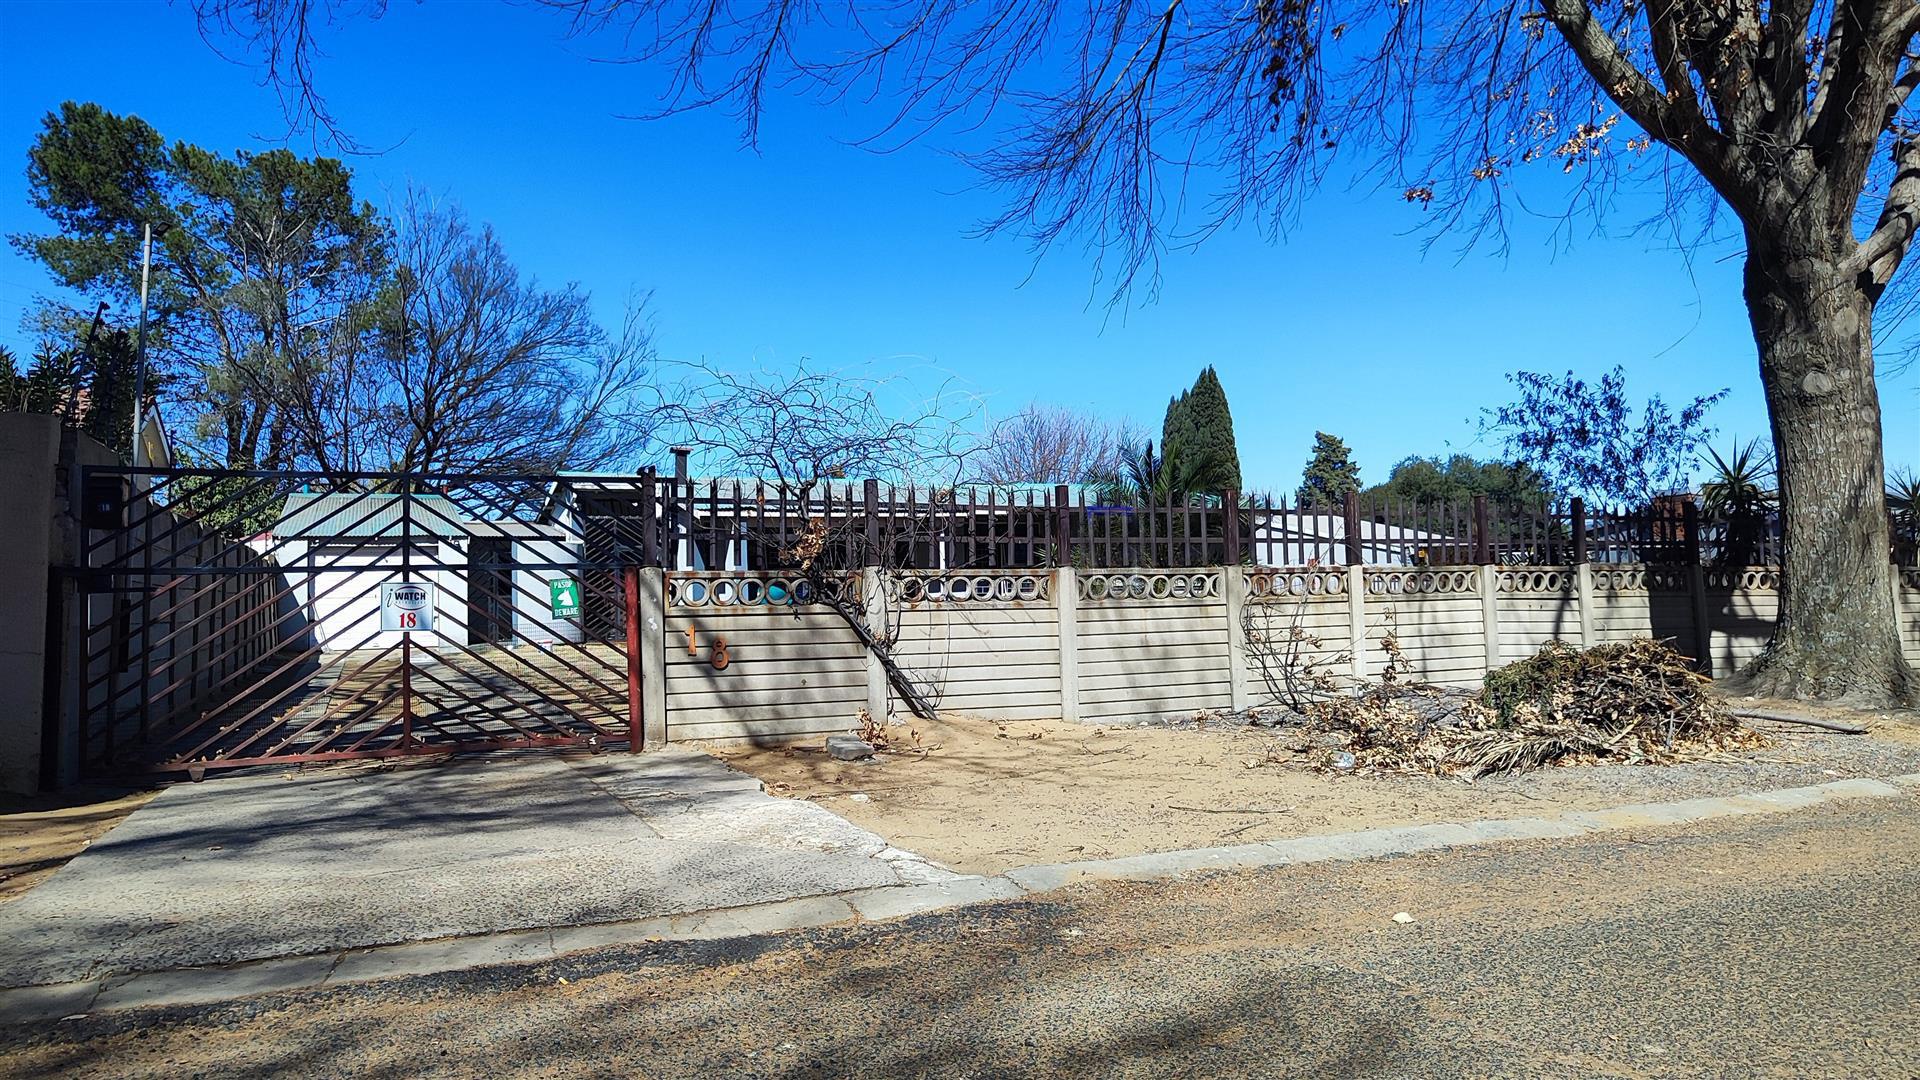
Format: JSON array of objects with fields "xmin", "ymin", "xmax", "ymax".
[{"xmin": 656, "ymin": 563, "xmax": 1920, "ymax": 745}]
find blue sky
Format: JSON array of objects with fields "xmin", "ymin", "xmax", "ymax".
[{"xmin": 1, "ymin": 0, "xmax": 1914, "ymax": 489}]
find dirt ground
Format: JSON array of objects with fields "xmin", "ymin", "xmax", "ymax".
[
  {"xmin": 1718, "ymin": 692, "xmax": 1920, "ymax": 745},
  {"xmin": 718, "ymin": 706, "xmax": 1920, "ymax": 875},
  {"xmin": 0, "ymin": 787, "xmax": 157, "ymax": 903}
]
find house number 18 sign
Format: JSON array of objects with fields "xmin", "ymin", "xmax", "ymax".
[
  {"xmin": 380, "ymin": 583, "xmax": 436, "ymax": 632},
  {"xmin": 685, "ymin": 626, "xmax": 730, "ymax": 670}
]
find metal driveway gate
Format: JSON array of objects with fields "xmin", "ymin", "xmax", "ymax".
[{"xmin": 66, "ymin": 467, "xmax": 663, "ymax": 778}]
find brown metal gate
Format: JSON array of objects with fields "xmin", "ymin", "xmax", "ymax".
[{"xmin": 64, "ymin": 467, "xmax": 664, "ymax": 778}]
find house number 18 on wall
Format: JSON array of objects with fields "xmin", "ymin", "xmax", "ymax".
[{"xmin": 686, "ymin": 626, "xmax": 730, "ymax": 670}]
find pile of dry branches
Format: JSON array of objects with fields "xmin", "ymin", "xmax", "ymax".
[{"xmin": 1269, "ymin": 639, "xmax": 1768, "ymax": 777}]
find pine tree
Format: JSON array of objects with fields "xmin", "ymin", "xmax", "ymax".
[
  {"xmin": 1159, "ymin": 366, "xmax": 1241, "ymax": 495},
  {"xmin": 1297, "ymin": 431, "xmax": 1361, "ymax": 508}
]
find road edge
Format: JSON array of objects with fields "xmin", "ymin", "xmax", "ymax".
[{"xmin": 3, "ymin": 771, "xmax": 1914, "ymax": 1025}]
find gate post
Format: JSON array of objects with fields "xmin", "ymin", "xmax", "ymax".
[{"xmin": 624, "ymin": 566, "xmax": 644, "ymax": 752}]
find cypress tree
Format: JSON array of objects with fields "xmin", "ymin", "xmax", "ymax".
[
  {"xmin": 1161, "ymin": 389, "xmax": 1193, "ymax": 481},
  {"xmin": 1160, "ymin": 367, "xmax": 1241, "ymax": 495},
  {"xmin": 1297, "ymin": 431, "xmax": 1362, "ymax": 508}
]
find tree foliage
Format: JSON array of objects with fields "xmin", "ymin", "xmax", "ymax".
[
  {"xmin": 17, "ymin": 102, "xmax": 387, "ymax": 469},
  {"xmin": 0, "ymin": 316, "xmax": 143, "ymax": 457},
  {"xmin": 1482, "ymin": 367, "xmax": 1725, "ymax": 505},
  {"xmin": 1890, "ymin": 468, "xmax": 1920, "ymax": 563},
  {"xmin": 304, "ymin": 194, "xmax": 656, "ymax": 475},
  {"xmin": 1161, "ymin": 366, "xmax": 1241, "ymax": 495},
  {"xmin": 1297, "ymin": 431, "xmax": 1361, "ymax": 508},
  {"xmin": 15, "ymin": 103, "xmax": 652, "ymax": 478},
  {"xmin": 1362, "ymin": 454, "xmax": 1555, "ymax": 514}
]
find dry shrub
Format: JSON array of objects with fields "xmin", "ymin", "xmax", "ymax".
[{"xmin": 856, "ymin": 707, "xmax": 929, "ymax": 755}]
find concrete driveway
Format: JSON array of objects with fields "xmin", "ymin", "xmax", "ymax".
[{"xmin": 0, "ymin": 749, "xmax": 949, "ymax": 988}]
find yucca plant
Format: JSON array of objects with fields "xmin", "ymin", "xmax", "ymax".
[
  {"xmin": 1889, "ymin": 468, "xmax": 1920, "ymax": 565},
  {"xmin": 1699, "ymin": 438, "xmax": 1776, "ymax": 565}
]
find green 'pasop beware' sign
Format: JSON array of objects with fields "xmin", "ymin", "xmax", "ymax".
[{"xmin": 550, "ymin": 578, "xmax": 581, "ymax": 619}]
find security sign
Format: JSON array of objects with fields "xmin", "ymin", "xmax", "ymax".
[
  {"xmin": 380, "ymin": 582, "xmax": 435, "ymax": 632},
  {"xmin": 549, "ymin": 577, "xmax": 581, "ymax": 619}
]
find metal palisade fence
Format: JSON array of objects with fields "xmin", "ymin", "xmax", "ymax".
[{"xmin": 62, "ymin": 465, "xmax": 1908, "ymax": 777}]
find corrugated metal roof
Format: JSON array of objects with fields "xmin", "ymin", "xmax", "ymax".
[{"xmin": 273, "ymin": 493, "xmax": 478, "ymax": 538}]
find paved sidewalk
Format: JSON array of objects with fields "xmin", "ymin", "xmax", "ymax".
[
  {"xmin": 0, "ymin": 769, "xmax": 1912, "ymax": 1025},
  {"xmin": 0, "ymin": 749, "xmax": 951, "ymax": 991}
]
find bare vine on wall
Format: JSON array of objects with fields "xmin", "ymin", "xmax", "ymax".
[
  {"xmin": 1243, "ymin": 591, "xmax": 1414, "ymax": 714},
  {"xmin": 764, "ymin": 505, "xmax": 955, "ymax": 722},
  {"xmin": 1243, "ymin": 590, "xmax": 1353, "ymax": 713}
]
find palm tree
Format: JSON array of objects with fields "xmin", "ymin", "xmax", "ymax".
[{"xmin": 1699, "ymin": 439, "xmax": 1777, "ymax": 566}]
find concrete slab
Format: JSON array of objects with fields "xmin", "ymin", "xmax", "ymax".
[
  {"xmin": 1808, "ymin": 777, "xmax": 1902, "ymax": 799},
  {"xmin": 0, "ymin": 751, "xmax": 939, "ymax": 989},
  {"xmin": 0, "ymin": 979, "xmax": 99, "ymax": 1026},
  {"xmin": 93, "ymin": 952, "xmax": 339, "ymax": 1011},
  {"xmin": 328, "ymin": 929, "xmax": 554, "ymax": 986},
  {"xmin": 1460, "ymin": 818, "xmax": 1593, "ymax": 842},
  {"xmin": 658, "ymin": 895, "xmax": 857, "ymax": 940},
  {"xmin": 845, "ymin": 876, "xmax": 1029, "ymax": 922},
  {"xmin": 2, "ymin": 769, "xmax": 1913, "ymax": 1019},
  {"xmin": 1265, "ymin": 823, "xmax": 1476, "ymax": 864},
  {"xmin": 548, "ymin": 916, "xmax": 678, "ymax": 957}
]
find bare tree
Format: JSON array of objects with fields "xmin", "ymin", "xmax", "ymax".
[
  {"xmin": 197, "ymin": 0, "xmax": 1920, "ymax": 702},
  {"xmin": 290, "ymin": 194, "xmax": 657, "ymax": 476},
  {"xmin": 647, "ymin": 357, "xmax": 984, "ymax": 484},
  {"xmin": 971, "ymin": 403, "xmax": 1140, "ymax": 485}
]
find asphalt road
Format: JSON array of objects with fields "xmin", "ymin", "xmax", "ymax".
[{"xmin": 3, "ymin": 796, "xmax": 1916, "ymax": 1079}]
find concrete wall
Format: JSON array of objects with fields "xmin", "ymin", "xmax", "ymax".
[
  {"xmin": 893, "ymin": 572, "xmax": 1060, "ymax": 721},
  {"xmin": 1903, "ymin": 567, "xmax": 1920, "ymax": 667},
  {"xmin": 1076, "ymin": 570, "xmax": 1232, "ymax": 722},
  {"xmin": 660, "ymin": 562, "xmax": 1920, "ymax": 747},
  {"xmin": 0, "ymin": 416, "xmax": 64, "ymax": 794},
  {"xmin": 10, "ymin": 420, "xmax": 1917, "ymax": 781},
  {"xmin": 0, "ymin": 420, "xmax": 298, "ymax": 792},
  {"xmin": 1359, "ymin": 568, "xmax": 1488, "ymax": 688},
  {"xmin": 662, "ymin": 572, "xmax": 868, "ymax": 743}
]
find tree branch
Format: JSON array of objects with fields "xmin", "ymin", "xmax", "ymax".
[
  {"xmin": 1541, "ymin": 0, "xmax": 1747, "ymax": 206},
  {"xmin": 1842, "ymin": 136, "xmax": 1920, "ymax": 282}
]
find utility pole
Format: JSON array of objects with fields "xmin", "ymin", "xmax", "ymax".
[{"xmin": 131, "ymin": 223, "xmax": 152, "ymax": 467}]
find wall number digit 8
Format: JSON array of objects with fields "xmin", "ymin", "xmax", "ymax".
[{"xmin": 710, "ymin": 638, "xmax": 730, "ymax": 670}]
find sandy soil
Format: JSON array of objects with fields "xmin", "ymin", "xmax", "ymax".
[
  {"xmin": 0, "ymin": 788, "xmax": 158, "ymax": 903},
  {"xmin": 717, "ymin": 712, "xmax": 1920, "ymax": 875}
]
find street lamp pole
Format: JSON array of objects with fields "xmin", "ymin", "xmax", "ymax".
[{"xmin": 131, "ymin": 222, "xmax": 152, "ymax": 467}]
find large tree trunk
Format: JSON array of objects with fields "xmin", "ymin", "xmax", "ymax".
[{"xmin": 1734, "ymin": 235, "xmax": 1916, "ymax": 705}]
